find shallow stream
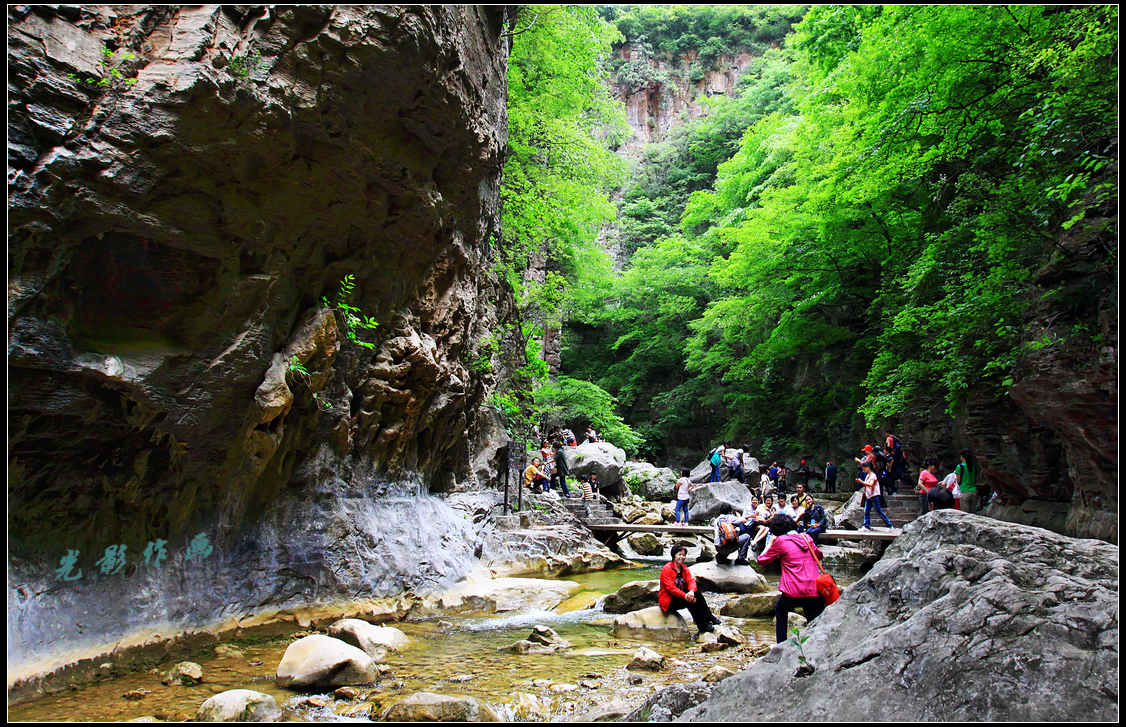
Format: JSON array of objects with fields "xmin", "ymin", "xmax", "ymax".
[{"xmin": 9, "ymin": 565, "xmax": 859, "ymax": 722}]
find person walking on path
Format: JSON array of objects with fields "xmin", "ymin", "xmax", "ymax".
[
  {"xmin": 674, "ymin": 468, "xmax": 700, "ymax": 524},
  {"xmin": 550, "ymin": 440, "xmax": 571, "ymax": 496},
  {"xmin": 824, "ymin": 460, "xmax": 837, "ymax": 493},
  {"xmin": 955, "ymin": 449, "xmax": 982, "ymax": 513},
  {"xmin": 858, "ymin": 461, "xmax": 893, "ymax": 531},
  {"xmin": 757, "ymin": 514, "xmax": 827, "ymax": 643},
  {"xmin": 659, "ymin": 545, "xmax": 720, "ymax": 636}
]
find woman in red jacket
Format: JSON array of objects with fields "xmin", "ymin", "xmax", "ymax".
[{"xmin": 659, "ymin": 545, "xmax": 720, "ymax": 635}]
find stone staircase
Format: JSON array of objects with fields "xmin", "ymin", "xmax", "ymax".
[
  {"xmin": 562, "ymin": 495, "xmax": 621, "ymax": 526},
  {"xmin": 862, "ymin": 493, "xmax": 922, "ymax": 528}
]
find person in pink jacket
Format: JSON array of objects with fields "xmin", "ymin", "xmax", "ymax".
[{"xmin": 757, "ymin": 514, "xmax": 826, "ymax": 642}]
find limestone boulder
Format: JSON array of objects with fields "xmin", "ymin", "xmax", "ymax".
[
  {"xmin": 686, "ymin": 481, "xmax": 755, "ymax": 522},
  {"xmin": 703, "ymin": 666, "xmax": 736, "ymax": 683},
  {"xmin": 635, "ymin": 510, "xmax": 664, "ymax": 525},
  {"xmin": 689, "ymin": 562, "xmax": 770, "ymax": 594},
  {"xmin": 833, "ymin": 490, "xmax": 866, "ymax": 529},
  {"xmin": 720, "ymin": 591, "xmax": 781, "ymax": 618},
  {"xmin": 327, "ymin": 619, "xmax": 410, "ymax": 659},
  {"xmin": 621, "ymin": 461, "xmax": 679, "ymax": 500},
  {"xmin": 626, "ymin": 532, "xmax": 663, "ymax": 556},
  {"xmin": 381, "ymin": 692, "xmax": 500, "ymax": 722},
  {"xmin": 196, "ymin": 689, "xmax": 281, "ymax": 722},
  {"xmin": 611, "ymin": 606, "xmax": 693, "ymax": 642},
  {"xmin": 601, "ymin": 579, "xmax": 660, "ymax": 614},
  {"xmin": 681, "ymin": 511, "xmax": 1120, "ymax": 722},
  {"xmin": 562, "ymin": 442, "xmax": 627, "ymax": 489},
  {"xmin": 162, "ymin": 661, "xmax": 203, "ymax": 686},
  {"xmin": 500, "ymin": 624, "xmax": 571, "ymax": 655},
  {"xmin": 626, "ymin": 646, "xmax": 665, "ymax": 671},
  {"xmin": 437, "ymin": 576, "xmax": 580, "ymax": 614},
  {"xmin": 275, "ymin": 635, "xmax": 379, "ymax": 689},
  {"xmin": 624, "ymin": 682, "xmax": 714, "ymax": 722}
]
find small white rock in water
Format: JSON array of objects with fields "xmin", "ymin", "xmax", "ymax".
[
  {"xmin": 162, "ymin": 661, "xmax": 204, "ymax": 685},
  {"xmin": 276, "ymin": 635, "xmax": 379, "ymax": 688},
  {"xmin": 197, "ymin": 689, "xmax": 281, "ymax": 722},
  {"xmin": 627, "ymin": 646, "xmax": 666, "ymax": 671},
  {"xmin": 548, "ymin": 682, "xmax": 579, "ymax": 693}
]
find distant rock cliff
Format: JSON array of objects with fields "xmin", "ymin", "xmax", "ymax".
[
  {"xmin": 7, "ymin": 3, "xmax": 513, "ymax": 686},
  {"xmin": 612, "ymin": 43, "xmax": 758, "ymax": 158}
]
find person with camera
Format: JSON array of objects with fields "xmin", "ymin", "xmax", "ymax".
[{"xmin": 757, "ymin": 514, "xmax": 827, "ymax": 643}]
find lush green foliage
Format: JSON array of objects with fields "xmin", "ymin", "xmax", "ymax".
[
  {"xmin": 495, "ymin": 5, "xmax": 634, "ymax": 445},
  {"xmin": 563, "ymin": 5, "xmax": 1117, "ymax": 460},
  {"xmin": 535, "ymin": 376, "xmax": 644, "ymax": 454},
  {"xmin": 322, "ymin": 274, "xmax": 379, "ymax": 350},
  {"xmin": 600, "ymin": 5, "xmax": 806, "ymax": 62}
]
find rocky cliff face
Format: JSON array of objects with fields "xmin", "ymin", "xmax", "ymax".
[
  {"xmin": 613, "ymin": 44, "xmax": 756, "ymax": 159},
  {"xmin": 7, "ymin": 3, "xmax": 513, "ymax": 684},
  {"xmin": 681, "ymin": 511, "xmax": 1120, "ymax": 722}
]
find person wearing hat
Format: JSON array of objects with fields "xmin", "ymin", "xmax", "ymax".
[
  {"xmin": 855, "ymin": 444, "xmax": 877, "ymax": 475},
  {"xmin": 798, "ymin": 459, "xmax": 811, "ymax": 488}
]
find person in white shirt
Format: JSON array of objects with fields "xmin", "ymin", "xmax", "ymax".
[
  {"xmin": 858, "ymin": 461, "xmax": 894, "ymax": 530},
  {"xmin": 674, "ymin": 467, "xmax": 700, "ymax": 524}
]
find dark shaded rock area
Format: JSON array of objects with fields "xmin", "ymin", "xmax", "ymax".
[
  {"xmin": 680, "ymin": 510, "xmax": 1119, "ymax": 722},
  {"xmin": 8, "ymin": 3, "xmax": 514, "ymax": 686}
]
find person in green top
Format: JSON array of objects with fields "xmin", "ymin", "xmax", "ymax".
[{"xmin": 955, "ymin": 449, "xmax": 981, "ymax": 513}]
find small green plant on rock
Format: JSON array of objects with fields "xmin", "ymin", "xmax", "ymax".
[
  {"xmin": 228, "ymin": 49, "xmax": 266, "ymax": 79},
  {"xmin": 287, "ymin": 355, "xmax": 333, "ymax": 411},
  {"xmin": 68, "ymin": 45, "xmax": 139, "ymax": 91},
  {"xmin": 322, "ymin": 274, "xmax": 379, "ymax": 351},
  {"xmin": 789, "ymin": 625, "xmax": 814, "ymax": 677}
]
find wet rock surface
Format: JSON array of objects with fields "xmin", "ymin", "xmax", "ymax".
[
  {"xmin": 196, "ymin": 689, "xmax": 280, "ymax": 722},
  {"xmin": 680, "ymin": 511, "xmax": 1120, "ymax": 722},
  {"xmin": 275, "ymin": 635, "xmax": 379, "ymax": 689},
  {"xmin": 7, "ymin": 3, "xmax": 514, "ymax": 686}
]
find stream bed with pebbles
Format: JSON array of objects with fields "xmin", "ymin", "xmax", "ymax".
[{"xmin": 8, "ymin": 565, "xmax": 860, "ymax": 722}]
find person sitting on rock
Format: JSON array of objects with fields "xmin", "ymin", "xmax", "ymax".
[
  {"xmin": 713, "ymin": 505, "xmax": 752, "ymax": 566},
  {"xmin": 751, "ymin": 496, "xmax": 777, "ymax": 553},
  {"xmin": 926, "ymin": 479, "xmax": 955, "ymax": 510},
  {"xmin": 583, "ymin": 425, "xmax": 600, "ymax": 444},
  {"xmin": 523, "ymin": 458, "xmax": 550, "ymax": 492},
  {"xmin": 659, "ymin": 544, "xmax": 720, "ymax": 636},
  {"xmin": 805, "ymin": 501, "xmax": 828, "ymax": 544},
  {"xmin": 560, "ymin": 428, "xmax": 577, "ymax": 446},
  {"xmin": 793, "ymin": 483, "xmax": 814, "ymax": 519}
]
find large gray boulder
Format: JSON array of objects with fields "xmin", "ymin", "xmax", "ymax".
[
  {"xmin": 833, "ymin": 490, "xmax": 866, "ymax": 529},
  {"xmin": 622, "ymin": 461, "xmax": 679, "ymax": 500},
  {"xmin": 680, "ymin": 510, "xmax": 1120, "ymax": 722},
  {"xmin": 611, "ymin": 606, "xmax": 693, "ymax": 642},
  {"xmin": 562, "ymin": 441, "xmax": 627, "ymax": 489},
  {"xmin": 626, "ymin": 682, "xmax": 713, "ymax": 722},
  {"xmin": 685, "ymin": 481, "xmax": 755, "ymax": 522},
  {"xmin": 327, "ymin": 619, "xmax": 410, "ymax": 659},
  {"xmin": 196, "ymin": 689, "xmax": 281, "ymax": 722},
  {"xmin": 275, "ymin": 635, "xmax": 379, "ymax": 689},
  {"xmin": 688, "ymin": 562, "xmax": 770, "ymax": 594},
  {"xmin": 601, "ymin": 579, "xmax": 660, "ymax": 613}
]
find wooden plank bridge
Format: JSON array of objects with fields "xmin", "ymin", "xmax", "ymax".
[{"xmin": 571, "ymin": 492, "xmax": 922, "ymax": 544}]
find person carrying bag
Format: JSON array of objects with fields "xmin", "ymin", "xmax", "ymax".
[{"xmin": 806, "ymin": 532, "xmax": 840, "ymax": 604}]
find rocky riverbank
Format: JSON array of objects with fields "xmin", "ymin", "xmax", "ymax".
[{"xmin": 681, "ymin": 510, "xmax": 1120, "ymax": 722}]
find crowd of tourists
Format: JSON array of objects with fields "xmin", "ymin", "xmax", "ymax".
[
  {"xmin": 658, "ymin": 434, "xmax": 987, "ymax": 642},
  {"xmin": 521, "ymin": 424, "xmax": 603, "ymax": 500}
]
